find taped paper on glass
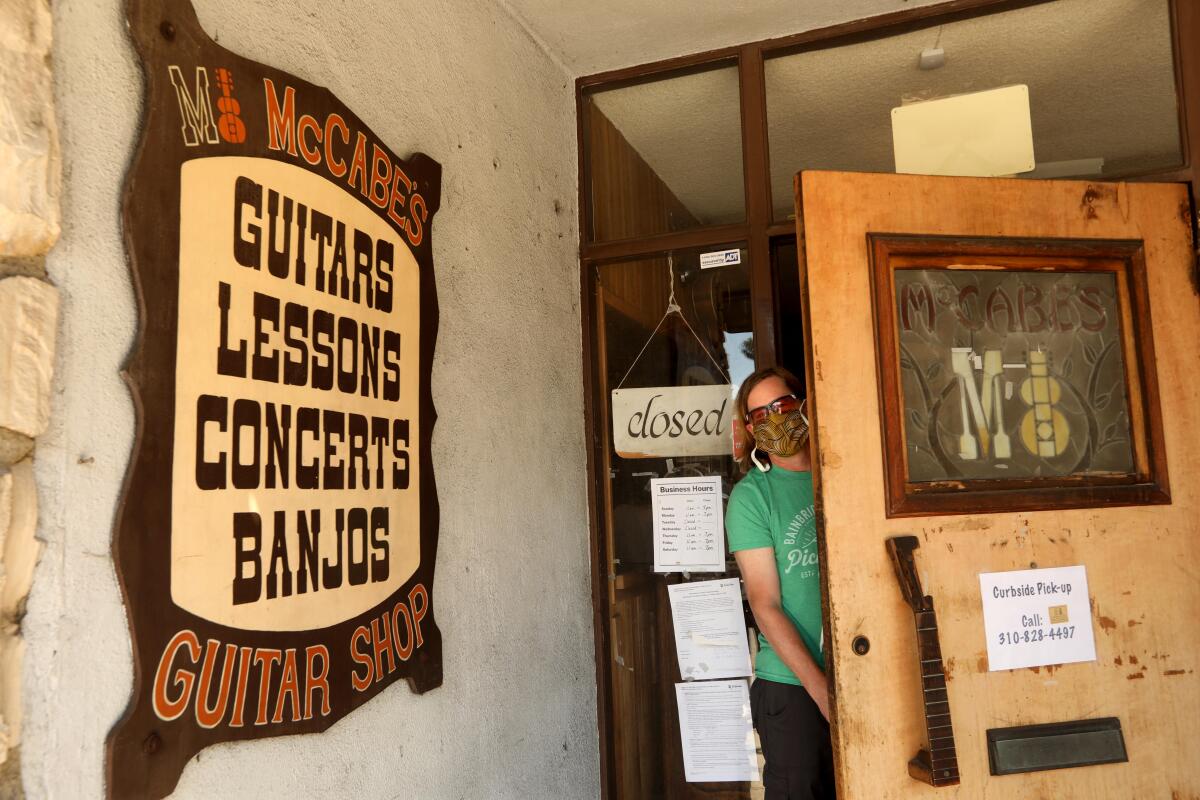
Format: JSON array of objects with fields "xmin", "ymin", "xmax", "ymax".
[
  {"xmin": 675, "ymin": 681, "xmax": 759, "ymax": 783},
  {"xmin": 652, "ymin": 476, "xmax": 724, "ymax": 572},
  {"xmin": 668, "ymin": 579, "xmax": 753, "ymax": 680}
]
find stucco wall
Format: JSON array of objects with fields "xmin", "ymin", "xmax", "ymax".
[{"xmin": 26, "ymin": 1, "xmax": 595, "ymax": 798}]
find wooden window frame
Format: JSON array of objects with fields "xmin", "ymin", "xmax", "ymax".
[
  {"xmin": 868, "ymin": 234, "xmax": 1170, "ymax": 517},
  {"xmin": 575, "ymin": 1, "xmax": 1200, "ymax": 795}
]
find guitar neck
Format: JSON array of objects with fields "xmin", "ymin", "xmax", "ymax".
[
  {"xmin": 913, "ymin": 604, "xmax": 960, "ymax": 786},
  {"xmin": 887, "ymin": 535, "xmax": 960, "ymax": 788}
]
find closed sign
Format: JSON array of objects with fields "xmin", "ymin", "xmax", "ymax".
[{"xmin": 612, "ymin": 385, "xmax": 733, "ymax": 458}]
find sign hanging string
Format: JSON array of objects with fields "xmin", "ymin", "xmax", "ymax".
[{"xmin": 615, "ymin": 254, "xmax": 732, "ymax": 390}]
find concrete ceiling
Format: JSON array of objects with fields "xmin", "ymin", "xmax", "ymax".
[
  {"xmin": 504, "ymin": 0, "xmax": 945, "ymax": 77},
  {"xmin": 575, "ymin": 0, "xmax": 1180, "ymax": 225}
]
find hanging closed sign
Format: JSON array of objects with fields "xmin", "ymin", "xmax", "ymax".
[{"xmin": 612, "ymin": 386, "xmax": 733, "ymax": 458}]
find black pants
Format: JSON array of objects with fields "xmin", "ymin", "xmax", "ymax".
[{"xmin": 750, "ymin": 678, "xmax": 836, "ymax": 800}]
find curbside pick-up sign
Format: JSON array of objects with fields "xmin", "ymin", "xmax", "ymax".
[{"xmin": 612, "ymin": 385, "xmax": 733, "ymax": 458}]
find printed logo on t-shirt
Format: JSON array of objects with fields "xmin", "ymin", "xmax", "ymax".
[{"xmin": 783, "ymin": 505, "xmax": 819, "ymax": 577}]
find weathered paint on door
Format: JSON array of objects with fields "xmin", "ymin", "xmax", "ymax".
[{"xmin": 795, "ymin": 171, "xmax": 1200, "ymax": 798}]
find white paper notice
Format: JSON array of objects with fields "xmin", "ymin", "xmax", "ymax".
[
  {"xmin": 668, "ymin": 579, "xmax": 753, "ymax": 680},
  {"xmin": 675, "ymin": 681, "xmax": 759, "ymax": 783},
  {"xmin": 652, "ymin": 476, "xmax": 724, "ymax": 572},
  {"xmin": 979, "ymin": 565, "xmax": 1097, "ymax": 672}
]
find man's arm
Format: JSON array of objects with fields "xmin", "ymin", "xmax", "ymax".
[{"xmin": 734, "ymin": 546, "xmax": 829, "ymax": 720}]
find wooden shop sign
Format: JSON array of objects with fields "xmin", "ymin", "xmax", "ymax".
[{"xmin": 110, "ymin": 1, "xmax": 442, "ymax": 796}]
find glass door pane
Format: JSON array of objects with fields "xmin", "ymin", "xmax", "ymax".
[
  {"xmin": 593, "ymin": 243, "xmax": 759, "ymax": 798},
  {"xmin": 584, "ymin": 63, "xmax": 746, "ymax": 242},
  {"xmin": 765, "ymin": 0, "xmax": 1182, "ymax": 220}
]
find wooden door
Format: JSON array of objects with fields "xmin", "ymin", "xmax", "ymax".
[{"xmin": 795, "ymin": 171, "xmax": 1200, "ymax": 798}]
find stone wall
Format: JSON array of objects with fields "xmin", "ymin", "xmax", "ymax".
[{"xmin": 0, "ymin": 0, "xmax": 60, "ymax": 794}]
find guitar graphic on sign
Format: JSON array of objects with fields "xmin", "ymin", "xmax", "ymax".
[
  {"xmin": 950, "ymin": 347, "xmax": 1071, "ymax": 463},
  {"xmin": 214, "ymin": 67, "xmax": 246, "ymax": 144},
  {"xmin": 1019, "ymin": 349, "xmax": 1070, "ymax": 457}
]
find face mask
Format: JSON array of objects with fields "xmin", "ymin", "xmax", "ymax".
[{"xmin": 751, "ymin": 407, "xmax": 809, "ymax": 458}]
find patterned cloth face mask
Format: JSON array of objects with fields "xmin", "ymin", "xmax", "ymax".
[{"xmin": 748, "ymin": 395, "xmax": 809, "ymax": 457}]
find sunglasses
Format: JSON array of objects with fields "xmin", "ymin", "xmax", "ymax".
[{"xmin": 746, "ymin": 393, "xmax": 802, "ymax": 424}]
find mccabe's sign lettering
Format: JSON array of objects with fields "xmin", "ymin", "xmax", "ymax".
[
  {"xmin": 612, "ymin": 385, "xmax": 733, "ymax": 458},
  {"xmin": 111, "ymin": 1, "xmax": 442, "ymax": 797}
]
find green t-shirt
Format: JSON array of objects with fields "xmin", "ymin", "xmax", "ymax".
[{"xmin": 725, "ymin": 466, "xmax": 823, "ymax": 686}]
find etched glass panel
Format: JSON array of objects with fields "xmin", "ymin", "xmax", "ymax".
[{"xmin": 893, "ymin": 269, "xmax": 1133, "ymax": 483}]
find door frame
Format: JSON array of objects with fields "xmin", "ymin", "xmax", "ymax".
[{"xmin": 576, "ymin": 2, "xmax": 1200, "ymax": 795}]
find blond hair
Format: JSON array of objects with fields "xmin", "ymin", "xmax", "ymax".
[{"xmin": 733, "ymin": 365, "xmax": 805, "ymax": 471}]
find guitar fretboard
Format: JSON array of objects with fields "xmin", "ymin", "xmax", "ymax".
[{"xmin": 914, "ymin": 606, "xmax": 960, "ymax": 786}]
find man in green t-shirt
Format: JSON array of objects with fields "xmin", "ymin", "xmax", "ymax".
[{"xmin": 726, "ymin": 366, "xmax": 834, "ymax": 799}]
